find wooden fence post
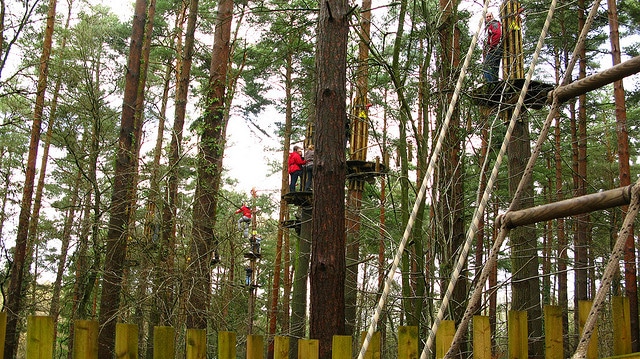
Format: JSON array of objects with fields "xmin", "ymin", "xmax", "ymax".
[
  {"xmin": 578, "ymin": 300, "xmax": 598, "ymax": 359},
  {"xmin": 436, "ymin": 320, "xmax": 455, "ymax": 359},
  {"xmin": 359, "ymin": 331, "xmax": 380, "ymax": 359},
  {"xmin": 73, "ymin": 319, "xmax": 98, "ymax": 359},
  {"xmin": 218, "ymin": 331, "xmax": 236, "ymax": 359},
  {"xmin": 186, "ymin": 329, "xmax": 206, "ymax": 359},
  {"xmin": 26, "ymin": 316, "xmax": 54, "ymax": 359},
  {"xmin": 508, "ymin": 310, "xmax": 527, "ymax": 359},
  {"xmin": 398, "ymin": 326, "xmax": 418, "ymax": 359},
  {"xmin": 247, "ymin": 334, "xmax": 264, "ymax": 359},
  {"xmin": 0, "ymin": 312, "xmax": 6, "ymax": 359},
  {"xmin": 115, "ymin": 323, "xmax": 138, "ymax": 359},
  {"xmin": 153, "ymin": 326, "xmax": 175, "ymax": 359},
  {"xmin": 473, "ymin": 316, "xmax": 491, "ymax": 359},
  {"xmin": 612, "ymin": 296, "xmax": 632, "ymax": 356},
  {"xmin": 297, "ymin": 339, "xmax": 318, "ymax": 359},
  {"xmin": 544, "ymin": 305, "xmax": 563, "ymax": 359},
  {"xmin": 332, "ymin": 335, "xmax": 351, "ymax": 359},
  {"xmin": 273, "ymin": 336, "xmax": 289, "ymax": 359}
]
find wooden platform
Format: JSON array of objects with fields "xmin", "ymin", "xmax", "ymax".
[
  {"xmin": 471, "ymin": 79, "xmax": 554, "ymax": 110},
  {"xmin": 346, "ymin": 160, "xmax": 387, "ymax": 182},
  {"xmin": 282, "ymin": 191, "xmax": 312, "ymax": 206}
]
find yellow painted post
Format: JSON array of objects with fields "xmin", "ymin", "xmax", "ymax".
[
  {"xmin": 26, "ymin": 316, "xmax": 54, "ymax": 359},
  {"xmin": 332, "ymin": 335, "xmax": 351, "ymax": 359},
  {"xmin": 115, "ymin": 323, "xmax": 138, "ymax": 359},
  {"xmin": 297, "ymin": 339, "xmax": 319, "ymax": 359},
  {"xmin": 73, "ymin": 319, "xmax": 98, "ymax": 359},
  {"xmin": 473, "ymin": 316, "xmax": 491, "ymax": 359},
  {"xmin": 0, "ymin": 312, "xmax": 6, "ymax": 359},
  {"xmin": 544, "ymin": 305, "xmax": 563, "ymax": 359},
  {"xmin": 398, "ymin": 326, "xmax": 418, "ymax": 359},
  {"xmin": 273, "ymin": 336, "xmax": 289, "ymax": 359},
  {"xmin": 508, "ymin": 310, "xmax": 527, "ymax": 359},
  {"xmin": 153, "ymin": 326, "xmax": 175, "ymax": 359},
  {"xmin": 436, "ymin": 320, "xmax": 455, "ymax": 359},
  {"xmin": 186, "ymin": 329, "xmax": 206, "ymax": 359},
  {"xmin": 578, "ymin": 300, "xmax": 598, "ymax": 359},
  {"xmin": 247, "ymin": 334, "xmax": 264, "ymax": 359},
  {"xmin": 218, "ymin": 331, "xmax": 236, "ymax": 359},
  {"xmin": 360, "ymin": 331, "xmax": 380, "ymax": 359},
  {"xmin": 612, "ymin": 296, "xmax": 632, "ymax": 355}
]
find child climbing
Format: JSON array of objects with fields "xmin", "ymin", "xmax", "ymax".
[{"xmin": 235, "ymin": 204, "xmax": 252, "ymax": 239}]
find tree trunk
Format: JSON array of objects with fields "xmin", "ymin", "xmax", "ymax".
[
  {"xmin": 309, "ymin": 0, "xmax": 348, "ymax": 357},
  {"xmin": 4, "ymin": 0, "xmax": 57, "ymax": 355},
  {"xmin": 608, "ymin": 0, "xmax": 639, "ymax": 349},
  {"xmin": 97, "ymin": 0, "xmax": 154, "ymax": 354},
  {"xmin": 186, "ymin": 0, "xmax": 233, "ymax": 330}
]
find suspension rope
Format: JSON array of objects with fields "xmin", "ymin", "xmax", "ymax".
[
  {"xmin": 441, "ymin": 0, "xmax": 603, "ymax": 357},
  {"xmin": 355, "ymin": 1, "xmax": 492, "ymax": 357}
]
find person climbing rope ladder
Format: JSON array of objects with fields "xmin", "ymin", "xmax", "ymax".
[{"xmin": 235, "ymin": 204, "xmax": 252, "ymax": 239}]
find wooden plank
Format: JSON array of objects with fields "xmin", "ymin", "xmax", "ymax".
[
  {"xmin": 115, "ymin": 323, "xmax": 138, "ymax": 359},
  {"xmin": 186, "ymin": 329, "xmax": 206, "ymax": 359},
  {"xmin": 544, "ymin": 305, "xmax": 563, "ymax": 359},
  {"xmin": 297, "ymin": 339, "xmax": 319, "ymax": 359},
  {"xmin": 73, "ymin": 319, "xmax": 98, "ymax": 359},
  {"xmin": 0, "ymin": 312, "xmax": 6, "ymax": 359},
  {"xmin": 612, "ymin": 296, "xmax": 632, "ymax": 355},
  {"xmin": 398, "ymin": 326, "xmax": 418, "ymax": 359},
  {"xmin": 436, "ymin": 320, "xmax": 455, "ymax": 359},
  {"xmin": 604, "ymin": 353, "xmax": 640, "ymax": 359},
  {"xmin": 473, "ymin": 316, "xmax": 491, "ymax": 359},
  {"xmin": 273, "ymin": 336, "xmax": 289, "ymax": 359},
  {"xmin": 153, "ymin": 326, "xmax": 175, "ymax": 359},
  {"xmin": 218, "ymin": 331, "xmax": 236, "ymax": 359},
  {"xmin": 332, "ymin": 335, "xmax": 351, "ymax": 359},
  {"xmin": 508, "ymin": 310, "xmax": 527, "ymax": 359},
  {"xmin": 578, "ymin": 300, "xmax": 598, "ymax": 359},
  {"xmin": 247, "ymin": 334, "xmax": 264, "ymax": 359},
  {"xmin": 360, "ymin": 331, "xmax": 380, "ymax": 359},
  {"xmin": 26, "ymin": 316, "xmax": 54, "ymax": 359}
]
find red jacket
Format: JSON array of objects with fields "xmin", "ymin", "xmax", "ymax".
[
  {"xmin": 235, "ymin": 205, "xmax": 251, "ymax": 218},
  {"xmin": 486, "ymin": 19, "xmax": 502, "ymax": 50},
  {"xmin": 288, "ymin": 151, "xmax": 306, "ymax": 174}
]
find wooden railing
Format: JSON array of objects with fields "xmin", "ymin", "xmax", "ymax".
[{"xmin": 1, "ymin": 296, "xmax": 639, "ymax": 358}]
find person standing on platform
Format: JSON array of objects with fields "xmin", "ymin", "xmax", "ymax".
[
  {"xmin": 304, "ymin": 144, "xmax": 315, "ymax": 191},
  {"xmin": 483, "ymin": 12, "xmax": 502, "ymax": 82},
  {"xmin": 288, "ymin": 145, "xmax": 306, "ymax": 192},
  {"xmin": 235, "ymin": 204, "xmax": 252, "ymax": 239}
]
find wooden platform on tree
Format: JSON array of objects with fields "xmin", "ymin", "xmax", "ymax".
[
  {"xmin": 472, "ymin": 79, "xmax": 554, "ymax": 110},
  {"xmin": 346, "ymin": 160, "xmax": 387, "ymax": 182},
  {"xmin": 282, "ymin": 191, "xmax": 312, "ymax": 206}
]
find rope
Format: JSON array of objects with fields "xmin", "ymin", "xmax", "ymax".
[
  {"xmin": 440, "ymin": 0, "xmax": 603, "ymax": 356},
  {"xmin": 355, "ymin": 1, "xmax": 491, "ymax": 357},
  {"xmin": 572, "ymin": 178, "xmax": 640, "ymax": 359}
]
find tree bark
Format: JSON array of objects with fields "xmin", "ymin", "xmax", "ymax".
[{"xmin": 309, "ymin": 0, "xmax": 348, "ymax": 357}]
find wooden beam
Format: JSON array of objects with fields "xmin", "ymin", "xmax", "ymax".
[{"xmin": 499, "ymin": 185, "xmax": 632, "ymax": 229}]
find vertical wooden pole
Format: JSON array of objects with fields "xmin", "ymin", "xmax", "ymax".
[
  {"xmin": 473, "ymin": 316, "xmax": 491, "ymax": 359},
  {"xmin": 186, "ymin": 329, "xmax": 206, "ymax": 359},
  {"xmin": 612, "ymin": 296, "xmax": 632, "ymax": 355},
  {"xmin": 398, "ymin": 326, "xmax": 418, "ymax": 359},
  {"xmin": 247, "ymin": 334, "xmax": 263, "ymax": 359},
  {"xmin": 218, "ymin": 331, "xmax": 236, "ymax": 359},
  {"xmin": 359, "ymin": 331, "xmax": 380, "ymax": 359},
  {"xmin": 544, "ymin": 305, "xmax": 563, "ymax": 359},
  {"xmin": 508, "ymin": 310, "xmax": 527, "ymax": 359},
  {"xmin": 153, "ymin": 326, "xmax": 175, "ymax": 359},
  {"xmin": 436, "ymin": 320, "xmax": 455, "ymax": 359},
  {"xmin": 297, "ymin": 339, "xmax": 318, "ymax": 359},
  {"xmin": 115, "ymin": 323, "xmax": 138, "ymax": 359},
  {"xmin": 26, "ymin": 316, "xmax": 54, "ymax": 359},
  {"xmin": 73, "ymin": 319, "xmax": 98, "ymax": 359},
  {"xmin": 273, "ymin": 336, "xmax": 289, "ymax": 359},
  {"xmin": 0, "ymin": 312, "xmax": 7, "ymax": 359},
  {"xmin": 578, "ymin": 300, "xmax": 598, "ymax": 359},
  {"xmin": 332, "ymin": 335, "xmax": 351, "ymax": 359}
]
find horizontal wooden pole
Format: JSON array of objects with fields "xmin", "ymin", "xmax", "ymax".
[
  {"xmin": 499, "ymin": 185, "xmax": 632, "ymax": 229},
  {"xmin": 550, "ymin": 56, "xmax": 640, "ymax": 104}
]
